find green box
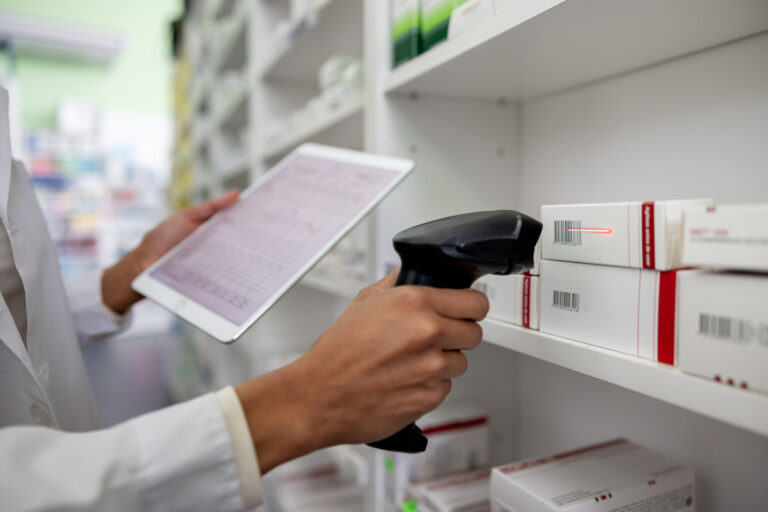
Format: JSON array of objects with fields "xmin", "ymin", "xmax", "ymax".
[
  {"xmin": 392, "ymin": 0, "xmax": 421, "ymax": 68},
  {"xmin": 420, "ymin": 0, "xmax": 467, "ymax": 52}
]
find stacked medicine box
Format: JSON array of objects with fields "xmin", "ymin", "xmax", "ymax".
[
  {"xmin": 537, "ymin": 200, "xmax": 712, "ymax": 365},
  {"xmin": 533, "ymin": 200, "xmax": 768, "ymax": 396}
]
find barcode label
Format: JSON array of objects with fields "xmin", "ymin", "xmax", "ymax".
[
  {"xmin": 553, "ymin": 290, "xmax": 580, "ymax": 312},
  {"xmin": 554, "ymin": 220, "xmax": 582, "ymax": 245},
  {"xmin": 698, "ymin": 314, "xmax": 751, "ymax": 343}
]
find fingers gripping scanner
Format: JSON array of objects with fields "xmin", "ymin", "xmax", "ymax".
[{"xmin": 367, "ymin": 210, "xmax": 543, "ymax": 453}]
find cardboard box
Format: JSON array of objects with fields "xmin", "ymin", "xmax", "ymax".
[
  {"xmin": 385, "ymin": 404, "xmax": 490, "ymax": 509},
  {"xmin": 677, "ymin": 271, "xmax": 768, "ymax": 394},
  {"xmin": 541, "ymin": 199, "xmax": 713, "ymax": 270},
  {"xmin": 682, "ymin": 203, "xmax": 768, "ymax": 272},
  {"xmin": 473, "ymin": 274, "xmax": 540, "ymax": 329},
  {"xmin": 491, "ymin": 439, "xmax": 695, "ymax": 512},
  {"xmin": 405, "ymin": 468, "xmax": 491, "ymax": 512},
  {"xmin": 539, "ymin": 260, "xmax": 680, "ymax": 364}
]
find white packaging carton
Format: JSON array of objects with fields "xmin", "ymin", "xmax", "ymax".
[
  {"xmin": 677, "ymin": 271, "xmax": 768, "ymax": 394},
  {"xmin": 490, "ymin": 439, "xmax": 695, "ymax": 512},
  {"xmin": 473, "ymin": 274, "xmax": 539, "ymax": 329},
  {"xmin": 541, "ymin": 200, "xmax": 713, "ymax": 270},
  {"xmin": 385, "ymin": 404, "xmax": 490, "ymax": 509},
  {"xmin": 493, "ymin": 0, "xmax": 522, "ymax": 14},
  {"xmin": 539, "ymin": 260, "xmax": 680, "ymax": 364},
  {"xmin": 682, "ymin": 203, "xmax": 768, "ymax": 272},
  {"xmin": 405, "ymin": 468, "xmax": 491, "ymax": 512},
  {"xmin": 448, "ymin": 0, "xmax": 493, "ymax": 39}
]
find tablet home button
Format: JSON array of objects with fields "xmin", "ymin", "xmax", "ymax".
[{"xmin": 175, "ymin": 299, "xmax": 187, "ymax": 311}]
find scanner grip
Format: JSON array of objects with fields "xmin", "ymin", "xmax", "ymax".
[
  {"xmin": 367, "ymin": 423, "xmax": 427, "ymax": 453},
  {"xmin": 366, "ymin": 265, "xmax": 476, "ymax": 453}
]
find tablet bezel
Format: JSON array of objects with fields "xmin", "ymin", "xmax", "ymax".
[{"xmin": 132, "ymin": 143, "xmax": 414, "ymax": 343}]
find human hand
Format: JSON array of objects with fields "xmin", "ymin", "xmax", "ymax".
[
  {"xmin": 101, "ymin": 190, "xmax": 240, "ymax": 314},
  {"xmin": 235, "ymin": 271, "xmax": 489, "ymax": 473}
]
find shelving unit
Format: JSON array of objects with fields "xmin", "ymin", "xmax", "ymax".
[
  {"xmin": 169, "ymin": 1, "xmax": 768, "ymax": 510},
  {"xmin": 481, "ymin": 319, "xmax": 768, "ymax": 438}
]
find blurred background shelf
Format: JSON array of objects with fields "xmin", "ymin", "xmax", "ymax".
[
  {"xmin": 260, "ymin": 0, "xmax": 362, "ymax": 83},
  {"xmin": 261, "ymin": 92, "xmax": 364, "ymax": 161}
]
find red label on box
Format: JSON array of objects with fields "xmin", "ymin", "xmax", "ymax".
[
  {"xmin": 642, "ymin": 202, "xmax": 655, "ymax": 269},
  {"xmin": 657, "ymin": 271, "xmax": 677, "ymax": 365},
  {"xmin": 522, "ymin": 275, "xmax": 531, "ymax": 328}
]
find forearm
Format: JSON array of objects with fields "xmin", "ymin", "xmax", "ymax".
[
  {"xmin": 235, "ymin": 361, "xmax": 333, "ymax": 475},
  {"xmin": 102, "ymin": 248, "xmax": 145, "ymax": 315}
]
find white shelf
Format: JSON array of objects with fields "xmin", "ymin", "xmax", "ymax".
[
  {"xmin": 481, "ymin": 319, "xmax": 768, "ymax": 438},
  {"xmin": 299, "ymin": 272, "xmax": 361, "ymax": 300},
  {"xmin": 385, "ymin": 0, "xmax": 768, "ymax": 100},
  {"xmin": 260, "ymin": 0, "xmax": 361, "ymax": 83},
  {"xmin": 214, "ymin": 78, "xmax": 250, "ymax": 132},
  {"xmin": 215, "ymin": 150, "xmax": 250, "ymax": 180},
  {"xmin": 214, "ymin": 14, "xmax": 248, "ymax": 72},
  {"xmin": 261, "ymin": 93, "xmax": 364, "ymax": 161},
  {"xmin": 328, "ymin": 445, "xmax": 367, "ymax": 484}
]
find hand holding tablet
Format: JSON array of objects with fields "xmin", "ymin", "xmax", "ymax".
[{"xmin": 133, "ymin": 144, "xmax": 414, "ymax": 342}]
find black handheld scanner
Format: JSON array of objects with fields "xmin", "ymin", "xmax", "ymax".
[{"xmin": 367, "ymin": 210, "xmax": 542, "ymax": 453}]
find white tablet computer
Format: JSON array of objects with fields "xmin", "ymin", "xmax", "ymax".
[{"xmin": 133, "ymin": 144, "xmax": 413, "ymax": 343}]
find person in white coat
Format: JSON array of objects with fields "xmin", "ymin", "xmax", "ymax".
[{"xmin": 0, "ymin": 87, "xmax": 489, "ymax": 511}]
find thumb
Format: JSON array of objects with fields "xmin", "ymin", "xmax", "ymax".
[{"xmin": 186, "ymin": 190, "xmax": 240, "ymax": 223}]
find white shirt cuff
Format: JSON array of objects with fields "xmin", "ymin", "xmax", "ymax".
[
  {"xmin": 65, "ymin": 269, "xmax": 133, "ymax": 347},
  {"xmin": 216, "ymin": 386, "xmax": 263, "ymax": 510}
]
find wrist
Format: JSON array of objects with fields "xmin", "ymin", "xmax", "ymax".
[
  {"xmin": 235, "ymin": 361, "xmax": 333, "ymax": 474},
  {"xmin": 101, "ymin": 249, "xmax": 145, "ymax": 315}
]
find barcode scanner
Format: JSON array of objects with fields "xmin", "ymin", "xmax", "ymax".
[{"xmin": 367, "ymin": 210, "xmax": 543, "ymax": 453}]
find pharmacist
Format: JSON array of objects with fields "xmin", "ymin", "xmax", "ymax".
[{"xmin": 0, "ymin": 88, "xmax": 488, "ymax": 511}]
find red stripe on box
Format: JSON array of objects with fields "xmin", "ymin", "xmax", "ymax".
[
  {"xmin": 420, "ymin": 417, "xmax": 487, "ymax": 436},
  {"xmin": 522, "ymin": 275, "xmax": 531, "ymax": 328},
  {"xmin": 657, "ymin": 271, "xmax": 677, "ymax": 365},
  {"xmin": 642, "ymin": 201, "xmax": 655, "ymax": 269}
]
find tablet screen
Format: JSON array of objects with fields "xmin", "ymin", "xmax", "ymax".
[{"xmin": 151, "ymin": 154, "xmax": 399, "ymax": 324}]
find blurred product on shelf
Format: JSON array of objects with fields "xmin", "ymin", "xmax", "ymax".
[
  {"xmin": 474, "ymin": 274, "xmax": 539, "ymax": 330},
  {"xmin": 404, "ymin": 468, "xmax": 490, "ymax": 512},
  {"xmin": 677, "ymin": 271, "xmax": 768, "ymax": 395},
  {"xmin": 263, "ymin": 0, "xmax": 333, "ymax": 67},
  {"xmin": 264, "ymin": 54, "xmax": 363, "ymax": 151},
  {"xmin": 539, "ymin": 260, "xmax": 680, "ymax": 365},
  {"xmin": 421, "ymin": 0, "xmax": 467, "ymax": 52},
  {"xmin": 682, "ymin": 203, "xmax": 768, "ymax": 272},
  {"xmin": 541, "ymin": 200, "xmax": 713, "ymax": 270},
  {"xmin": 446, "ymin": 0, "xmax": 493, "ymax": 40},
  {"xmin": 385, "ymin": 404, "xmax": 489, "ymax": 510},
  {"xmin": 490, "ymin": 439, "xmax": 694, "ymax": 512},
  {"xmin": 267, "ymin": 449, "xmax": 365, "ymax": 512},
  {"xmin": 391, "ymin": 0, "xmax": 421, "ymax": 68}
]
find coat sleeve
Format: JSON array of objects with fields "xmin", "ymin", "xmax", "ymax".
[
  {"xmin": 64, "ymin": 269, "xmax": 134, "ymax": 348},
  {"xmin": 0, "ymin": 392, "xmax": 263, "ymax": 511}
]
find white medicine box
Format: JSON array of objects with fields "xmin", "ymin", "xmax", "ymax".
[
  {"xmin": 491, "ymin": 439, "xmax": 695, "ymax": 512},
  {"xmin": 541, "ymin": 200, "xmax": 713, "ymax": 270}
]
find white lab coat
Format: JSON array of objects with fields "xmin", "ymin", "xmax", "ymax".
[{"xmin": 0, "ymin": 89, "xmax": 254, "ymax": 510}]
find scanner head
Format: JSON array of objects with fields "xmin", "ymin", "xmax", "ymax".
[{"xmin": 392, "ymin": 211, "xmax": 543, "ymax": 288}]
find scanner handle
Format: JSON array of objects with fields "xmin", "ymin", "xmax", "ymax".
[{"xmin": 366, "ymin": 265, "xmax": 477, "ymax": 453}]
